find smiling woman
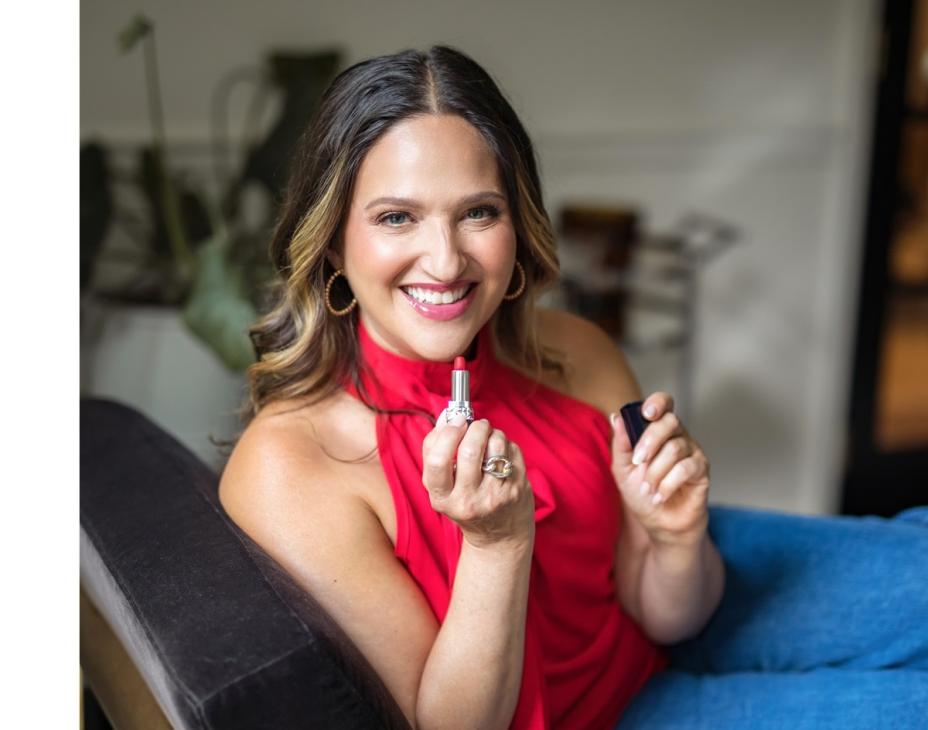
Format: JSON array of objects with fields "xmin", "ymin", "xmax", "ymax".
[
  {"xmin": 216, "ymin": 44, "xmax": 928, "ymax": 730},
  {"xmin": 225, "ymin": 45, "xmax": 622, "ymax": 730}
]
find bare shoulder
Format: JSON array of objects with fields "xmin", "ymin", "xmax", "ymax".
[
  {"xmin": 217, "ymin": 395, "xmax": 437, "ymax": 727},
  {"xmin": 220, "ymin": 397, "xmax": 332, "ymax": 498},
  {"xmin": 223, "ymin": 393, "xmax": 376, "ymax": 479},
  {"xmin": 533, "ymin": 306, "xmax": 641, "ymax": 417},
  {"xmin": 218, "ymin": 394, "xmax": 377, "ymax": 571}
]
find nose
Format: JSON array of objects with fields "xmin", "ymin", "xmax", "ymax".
[{"xmin": 420, "ymin": 220, "xmax": 468, "ymax": 282}]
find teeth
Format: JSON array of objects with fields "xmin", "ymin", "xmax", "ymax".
[{"xmin": 403, "ymin": 285, "xmax": 470, "ymax": 305}]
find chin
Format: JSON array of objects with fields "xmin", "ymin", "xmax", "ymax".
[{"xmin": 404, "ymin": 328, "xmax": 476, "ymax": 362}]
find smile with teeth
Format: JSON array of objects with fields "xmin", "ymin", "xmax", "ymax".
[{"xmin": 401, "ymin": 284, "xmax": 473, "ymax": 305}]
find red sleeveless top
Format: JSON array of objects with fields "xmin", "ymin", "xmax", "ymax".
[{"xmin": 341, "ymin": 316, "xmax": 667, "ymax": 729}]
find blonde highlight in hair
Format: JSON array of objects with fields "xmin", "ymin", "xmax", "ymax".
[{"xmin": 244, "ymin": 46, "xmax": 565, "ymax": 430}]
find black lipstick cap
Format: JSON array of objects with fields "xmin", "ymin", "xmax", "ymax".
[{"xmin": 620, "ymin": 400, "xmax": 648, "ymax": 447}]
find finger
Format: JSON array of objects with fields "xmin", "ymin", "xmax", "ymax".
[
  {"xmin": 641, "ymin": 436, "xmax": 692, "ymax": 497},
  {"xmin": 641, "ymin": 391, "xmax": 675, "ymax": 422},
  {"xmin": 423, "ymin": 408, "xmax": 450, "ymax": 451},
  {"xmin": 422, "ymin": 412, "xmax": 468, "ymax": 497},
  {"xmin": 501, "ymin": 441, "xmax": 526, "ymax": 504},
  {"xmin": 609, "ymin": 411, "xmax": 634, "ymax": 453},
  {"xmin": 424, "ymin": 410, "xmax": 465, "ymax": 453},
  {"xmin": 453, "ymin": 419, "xmax": 493, "ymax": 492},
  {"xmin": 653, "ymin": 454, "xmax": 708, "ymax": 505},
  {"xmin": 485, "ymin": 428, "xmax": 508, "ymax": 458},
  {"xmin": 609, "ymin": 411, "xmax": 635, "ymax": 469},
  {"xmin": 477, "ymin": 428, "xmax": 511, "ymax": 503},
  {"xmin": 508, "ymin": 440, "xmax": 524, "ymax": 471},
  {"xmin": 632, "ymin": 411, "xmax": 684, "ymax": 466}
]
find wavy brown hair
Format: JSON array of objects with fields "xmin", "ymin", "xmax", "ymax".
[{"xmin": 245, "ymin": 45, "xmax": 565, "ymax": 438}]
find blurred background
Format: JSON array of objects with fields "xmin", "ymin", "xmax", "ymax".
[{"xmin": 80, "ymin": 0, "xmax": 927, "ymax": 519}]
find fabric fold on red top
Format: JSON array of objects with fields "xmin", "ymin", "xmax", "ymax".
[{"xmin": 341, "ymin": 316, "xmax": 668, "ymax": 729}]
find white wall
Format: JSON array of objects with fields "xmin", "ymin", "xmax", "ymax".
[{"xmin": 81, "ymin": 0, "xmax": 879, "ymax": 514}]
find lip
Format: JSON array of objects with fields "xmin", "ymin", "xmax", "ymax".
[{"xmin": 400, "ymin": 283, "xmax": 478, "ymax": 321}]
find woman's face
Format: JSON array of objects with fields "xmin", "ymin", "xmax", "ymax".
[{"xmin": 330, "ymin": 113, "xmax": 518, "ymax": 362}]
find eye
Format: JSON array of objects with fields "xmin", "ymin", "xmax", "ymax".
[
  {"xmin": 466, "ymin": 205, "xmax": 500, "ymax": 221},
  {"xmin": 377, "ymin": 211, "xmax": 412, "ymax": 226}
]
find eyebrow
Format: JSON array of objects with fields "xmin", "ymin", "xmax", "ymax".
[{"xmin": 364, "ymin": 190, "xmax": 507, "ymax": 211}]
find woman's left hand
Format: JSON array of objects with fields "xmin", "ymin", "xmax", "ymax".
[{"xmin": 609, "ymin": 392, "xmax": 711, "ymax": 546}]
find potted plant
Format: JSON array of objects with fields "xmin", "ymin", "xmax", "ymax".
[{"xmin": 80, "ymin": 15, "xmax": 339, "ymax": 466}]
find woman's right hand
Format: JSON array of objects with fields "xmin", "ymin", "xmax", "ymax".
[{"xmin": 421, "ymin": 412, "xmax": 535, "ymax": 551}]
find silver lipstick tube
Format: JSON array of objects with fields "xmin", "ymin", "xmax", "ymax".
[{"xmin": 445, "ymin": 368, "xmax": 474, "ymax": 423}]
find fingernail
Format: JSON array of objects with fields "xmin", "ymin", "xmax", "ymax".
[
  {"xmin": 632, "ymin": 446, "xmax": 645, "ymax": 465},
  {"xmin": 639, "ymin": 482, "xmax": 649, "ymax": 496},
  {"xmin": 643, "ymin": 404, "xmax": 656, "ymax": 419},
  {"xmin": 609, "ymin": 412, "xmax": 618, "ymax": 430},
  {"xmin": 651, "ymin": 492, "xmax": 663, "ymax": 505},
  {"xmin": 449, "ymin": 414, "xmax": 466, "ymax": 427}
]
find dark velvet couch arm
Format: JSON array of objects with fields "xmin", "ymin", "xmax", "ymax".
[{"xmin": 79, "ymin": 397, "xmax": 412, "ymax": 730}]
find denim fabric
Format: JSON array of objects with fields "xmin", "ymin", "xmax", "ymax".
[{"xmin": 616, "ymin": 504, "xmax": 928, "ymax": 729}]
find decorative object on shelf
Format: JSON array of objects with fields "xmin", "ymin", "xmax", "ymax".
[
  {"xmin": 555, "ymin": 203, "xmax": 739, "ymax": 416},
  {"xmin": 557, "ymin": 205, "xmax": 640, "ymax": 339}
]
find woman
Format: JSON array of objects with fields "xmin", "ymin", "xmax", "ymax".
[{"xmin": 219, "ymin": 46, "xmax": 928, "ymax": 729}]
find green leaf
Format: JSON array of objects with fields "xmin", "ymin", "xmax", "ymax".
[{"xmin": 182, "ymin": 232, "xmax": 258, "ymax": 371}]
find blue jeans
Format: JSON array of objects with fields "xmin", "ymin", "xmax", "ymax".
[{"xmin": 616, "ymin": 504, "xmax": 928, "ymax": 729}]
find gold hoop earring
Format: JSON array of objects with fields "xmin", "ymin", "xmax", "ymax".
[
  {"xmin": 324, "ymin": 268, "xmax": 358, "ymax": 316},
  {"xmin": 502, "ymin": 260, "xmax": 525, "ymax": 301}
]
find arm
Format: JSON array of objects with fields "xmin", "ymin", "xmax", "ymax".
[
  {"xmin": 219, "ymin": 416, "xmax": 530, "ymax": 730},
  {"xmin": 417, "ymin": 538, "xmax": 533, "ymax": 729},
  {"xmin": 610, "ymin": 396, "xmax": 726, "ymax": 644},
  {"xmin": 616, "ymin": 521, "xmax": 725, "ymax": 645},
  {"xmin": 538, "ymin": 308, "xmax": 724, "ymax": 646},
  {"xmin": 416, "ymin": 416, "xmax": 537, "ymax": 729}
]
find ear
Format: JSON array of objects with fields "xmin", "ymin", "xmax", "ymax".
[
  {"xmin": 325, "ymin": 222, "xmax": 347, "ymax": 270},
  {"xmin": 325, "ymin": 248, "xmax": 344, "ymax": 271}
]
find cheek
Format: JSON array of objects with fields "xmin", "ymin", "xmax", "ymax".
[
  {"xmin": 344, "ymin": 227, "xmax": 409, "ymax": 284},
  {"xmin": 475, "ymin": 225, "xmax": 518, "ymax": 271}
]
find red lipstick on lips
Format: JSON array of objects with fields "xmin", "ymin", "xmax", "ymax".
[{"xmin": 444, "ymin": 355, "xmax": 475, "ymax": 424}]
